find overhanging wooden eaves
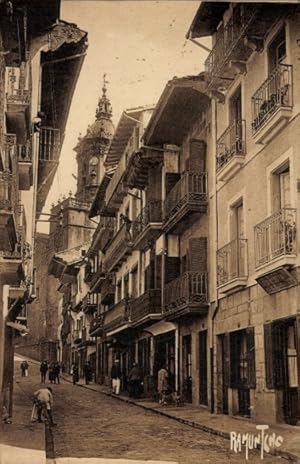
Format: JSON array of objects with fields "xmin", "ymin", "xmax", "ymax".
[{"xmin": 143, "ymin": 76, "xmax": 210, "ymax": 147}]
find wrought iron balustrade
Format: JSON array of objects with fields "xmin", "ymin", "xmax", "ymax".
[
  {"xmin": 164, "ymin": 171, "xmax": 207, "ymax": 221},
  {"xmin": 205, "ymin": 5, "xmax": 257, "ymax": 79},
  {"xmin": 104, "ymin": 223, "xmax": 133, "ymax": 272},
  {"xmin": 89, "ymin": 314, "xmax": 104, "ymax": 334},
  {"xmin": 132, "ymin": 200, "xmax": 162, "ymax": 241},
  {"xmin": 217, "ymin": 239, "xmax": 248, "ymax": 286},
  {"xmin": 164, "ymin": 272, "xmax": 208, "ymax": 312},
  {"xmin": 39, "ymin": 127, "xmax": 60, "ymax": 161},
  {"xmin": 216, "ymin": 120, "xmax": 246, "ymax": 171},
  {"xmin": 130, "ymin": 289, "xmax": 161, "ymax": 323},
  {"xmin": 254, "ymin": 208, "xmax": 296, "ymax": 268},
  {"xmin": 82, "ymin": 292, "xmax": 97, "ymax": 312},
  {"xmin": 252, "ymin": 64, "xmax": 293, "ymax": 134},
  {"xmin": 103, "ymin": 299, "xmax": 131, "ymax": 332}
]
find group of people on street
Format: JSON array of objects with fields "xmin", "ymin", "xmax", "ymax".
[
  {"xmin": 71, "ymin": 361, "xmax": 93, "ymax": 385},
  {"xmin": 39, "ymin": 360, "xmax": 61, "ymax": 384},
  {"xmin": 110, "ymin": 359, "xmax": 169, "ymax": 403},
  {"xmin": 20, "ymin": 360, "xmax": 29, "ymax": 377}
]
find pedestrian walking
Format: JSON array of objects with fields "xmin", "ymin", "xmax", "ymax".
[
  {"xmin": 53, "ymin": 362, "xmax": 60, "ymax": 384},
  {"xmin": 40, "ymin": 360, "xmax": 48, "ymax": 383},
  {"xmin": 128, "ymin": 363, "xmax": 142, "ymax": 399},
  {"xmin": 48, "ymin": 362, "xmax": 55, "ymax": 384},
  {"xmin": 33, "ymin": 387, "xmax": 56, "ymax": 426},
  {"xmin": 157, "ymin": 365, "xmax": 168, "ymax": 405},
  {"xmin": 20, "ymin": 361, "xmax": 26, "ymax": 377},
  {"xmin": 72, "ymin": 364, "xmax": 79, "ymax": 385},
  {"xmin": 111, "ymin": 359, "xmax": 121, "ymax": 395},
  {"xmin": 83, "ymin": 361, "xmax": 93, "ymax": 385},
  {"xmin": 24, "ymin": 360, "xmax": 29, "ymax": 377}
]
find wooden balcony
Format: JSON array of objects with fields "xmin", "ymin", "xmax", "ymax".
[
  {"xmin": 89, "ymin": 266, "xmax": 106, "ymax": 292},
  {"xmin": 217, "ymin": 239, "xmax": 248, "ymax": 294},
  {"xmin": 254, "ymin": 208, "xmax": 296, "ymax": 270},
  {"xmin": 16, "ymin": 139, "xmax": 33, "ymax": 190},
  {"xmin": 82, "ymin": 293, "xmax": 97, "ymax": 314},
  {"xmin": 103, "ymin": 299, "xmax": 131, "ymax": 336},
  {"xmin": 130, "ymin": 289, "xmax": 162, "ymax": 327},
  {"xmin": 205, "ymin": 4, "xmax": 286, "ymax": 91},
  {"xmin": 125, "ymin": 148, "xmax": 163, "ymax": 190},
  {"xmin": 100, "ymin": 274, "xmax": 115, "ymax": 305},
  {"xmin": 132, "ymin": 200, "xmax": 163, "ymax": 251},
  {"xmin": 163, "ymin": 171, "xmax": 207, "ymax": 234},
  {"xmin": 103, "ymin": 223, "xmax": 133, "ymax": 272},
  {"xmin": 164, "ymin": 272, "xmax": 208, "ymax": 320},
  {"xmin": 251, "ymin": 64, "xmax": 293, "ymax": 144},
  {"xmin": 216, "ymin": 120, "xmax": 246, "ymax": 181},
  {"xmin": 89, "ymin": 314, "xmax": 104, "ymax": 336}
]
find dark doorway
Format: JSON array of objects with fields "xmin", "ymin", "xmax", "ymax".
[
  {"xmin": 220, "ymin": 334, "xmax": 229, "ymax": 414},
  {"xmin": 182, "ymin": 335, "xmax": 192, "ymax": 402},
  {"xmin": 154, "ymin": 331, "xmax": 175, "ymax": 392},
  {"xmin": 199, "ymin": 330, "xmax": 208, "ymax": 405}
]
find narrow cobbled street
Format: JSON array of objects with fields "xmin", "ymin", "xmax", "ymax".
[{"xmin": 3, "ymin": 359, "xmax": 286, "ymax": 464}]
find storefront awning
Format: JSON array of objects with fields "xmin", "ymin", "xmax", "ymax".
[{"xmin": 145, "ymin": 321, "xmax": 177, "ymax": 337}]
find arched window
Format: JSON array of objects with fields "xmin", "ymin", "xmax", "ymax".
[{"xmin": 89, "ymin": 156, "xmax": 99, "ymax": 184}]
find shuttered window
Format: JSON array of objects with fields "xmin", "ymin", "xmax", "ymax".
[
  {"xmin": 186, "ymin": 140, "xmax": 206, "ymax": 172},
  {"xmin": 230, "ymin": 328, "xmax": 256, "ymax": 388},
  {"xmin": 165, "ymin": 173, "xmax": 180, "ymax": 196},
  {"xmin": 187, "ymin": 237, "xmax": 207, "ymax": 273},
  {"xmin": 164, "ymin": 256, "xmax": 181, "ymax": 284}
]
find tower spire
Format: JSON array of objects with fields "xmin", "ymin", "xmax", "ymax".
[{"xmin": 96, "ymin": 73, "xmax": 112, "ymax": 120}]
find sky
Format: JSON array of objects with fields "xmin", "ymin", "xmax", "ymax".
[{"xmin": 41, "ymin": 0, "xmax": 210, "ymax": 228}]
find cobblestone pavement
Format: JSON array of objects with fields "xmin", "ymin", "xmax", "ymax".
[{"xmin": 51, "ymin": 380, "xmax": 284, "ymax": 464}]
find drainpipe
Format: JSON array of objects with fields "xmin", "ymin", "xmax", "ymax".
[{"xmin": 210, "ymin": 96, "xmax": 220, "ymax": 414}]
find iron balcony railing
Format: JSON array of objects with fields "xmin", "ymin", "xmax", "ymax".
[
  {"xmin": 216, "ymin": 120, "xmax": 246, "ymax": 171},
  {"xmin": 104, "ymin": 223, "xmax": 133, "ymax": 272},
  {"xmin": 205, "ymin": 5, "xmax": 257, "ymax": 80},
  {"xmin": 103, "ymin": 299, "xmax": 131, "ymax": 332},
  {"xmin": 252, "ymin": 64, "xmax": 293, "ymax": 134},
  {"xmin": 132, "ymin": 200, "xmax": 163, "ymax": 241},
  {"xmin": 95, "ymin": 215, "xmax": 116, "ymax": 251},
  {"xmin": 164, "ymin": 272, "xmax": 208, "ymax": 312},
  {"xmin": 89, "ymin": 314, "xmax": 104, "ymax": 335},
  {"xmin": 130, "ymin": 289, "xmax": 162, "ymax": 323},
  {"xmin": 100, "ymin": 274, "xmax": 115, "ymax": 304},
  {"xmin": 39, "ymin": 127, "xmax": 60, "ymax": 161},
  {"xmin": 105, "ymin": 155, "xmax": 127, "ymax": 207},
  {"xmin": 164, "ymin": 171, "xmax": 207, "ymax": 222},
  {"xmin": 217, "ymin": 239, "xmax": 248, "ymax": 286},
  {"xmin": 254, "ymin": 208, "xmax": 296, "ymax": 268},
  {"xmin": 6, "ymin": 88, "xmax": 30, "ymax": 106},
  {"xmin": 82, "ymin": 293, "xmax": 97, "ymax": 312}
]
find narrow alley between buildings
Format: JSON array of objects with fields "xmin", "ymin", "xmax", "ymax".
[{"xmin": 0, "ymin": 359, "xmax": 287, "ymax": 464}]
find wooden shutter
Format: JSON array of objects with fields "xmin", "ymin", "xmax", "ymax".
[
  {"xmin": 246, "ymin": 327, "xmax": 256, "ymax": 388},
  {"xmin": 165, "ymin": 173, "xmax": 180, "ymax": 196},
  {"xmin": 164, "ymin": 256, "xmax": 181, "ymax": 284},
  {"xmin": 188, "ymin": 237, "xmax": 207, "ymax": 273},
  {"xmin": 230, "ymin": 332, "xmax": 239, "ymax": 387},
  {"xmin": 186, "ymin": 140, "xmax": 206, "ymax": 172},
  {"xmin": 223, "ymin": 332, "xmax": 231, "ymax": 388},
  {"xmin": 264, "ymin": 322, "xmax": 275, "ymax": 389},
  {"xmin": 155, "ymin": 254, "xmax": 162, "ymax": 289}
]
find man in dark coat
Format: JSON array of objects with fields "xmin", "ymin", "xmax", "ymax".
[
  {"xmin": 128, "ymin": 363, "xmax": 142, "ymax": 399},
  {"xmin": 40, "ymin": 360, "xmax": 48, "ymax": 384}
]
